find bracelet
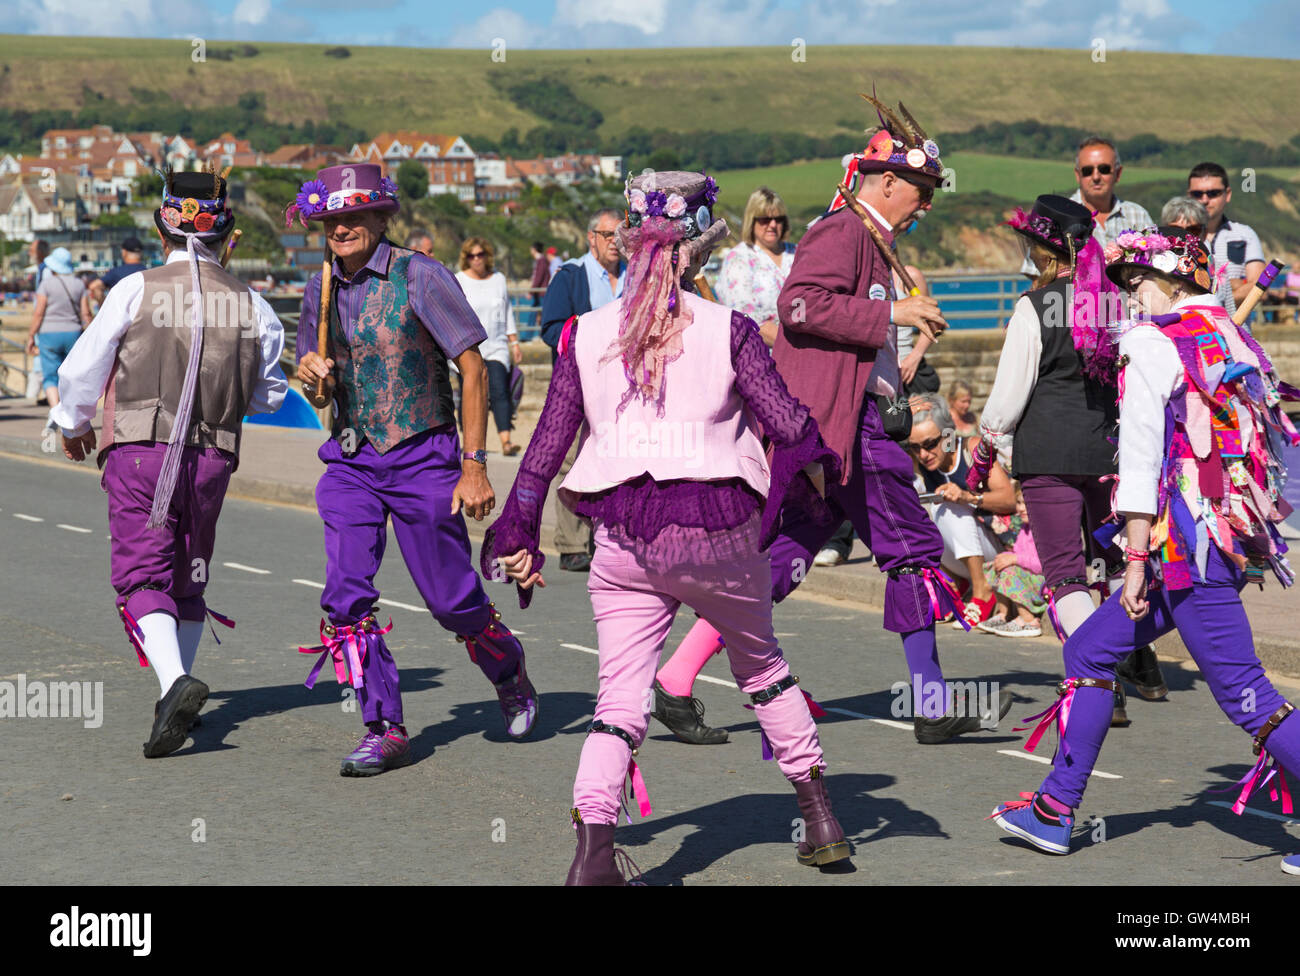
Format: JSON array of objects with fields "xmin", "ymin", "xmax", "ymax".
[{"xmin": 1124, "ymin": 546, "xmax": 1148, "ymax": 563}]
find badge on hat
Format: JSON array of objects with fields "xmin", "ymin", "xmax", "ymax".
[{"xmin": 906, "ymin": 149, "xmax": 926, "ymax": 169}]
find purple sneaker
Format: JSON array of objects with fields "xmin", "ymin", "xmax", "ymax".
[
  {"xmin": 495, "ymin": 661, "xmax": 538, "ymax": 740},
  {"xmin": 989, "ymin": 791, "xmax": 1074, "ymax": 855},
  {"xmin": 339, "ymin": 721, "xmax": 411, "ymax": 777}
]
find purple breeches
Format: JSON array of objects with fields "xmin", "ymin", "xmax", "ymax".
[
  {"xmin": 104, "ymin": 443, "xmax": 233, "ymax": 624},
  {"xmin": 1040, "ymin": 546, "xmax": 1300, "ymax": 809},
  {"xmin": 314, "ymin": 427, "xmax": 517, "ymax": 725},
  {"xmin": 765, "ymin": 398, "xmax": 947, "ymax": 697},
  {"xmin": 574, "ymin": 517, "xmax": 825, "ymax": 825},
  {"xmin": 1020, "ymin": 474, "xmax": 1118, "ymax": 599}
]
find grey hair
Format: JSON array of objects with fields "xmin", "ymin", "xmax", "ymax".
[
  {"xmin": 1160, "ymin": 195, "xmax": 1209, "ymax": 227},
  {"xmin": 587, "ymin": 208, "xmax": 622, "ymax": 233},
  {"xmin": 404, "ymin": 229, "xmax": 434, "ymax": 249},
  {"xmin": 911, "ymin": 393, "xmax": 954, "ymax": 434},
  {"xmin": 1076, "ymin": 136, "xmax": 1121, "ymax": 168}
]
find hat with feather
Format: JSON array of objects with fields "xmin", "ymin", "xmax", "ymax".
[{"xmin": 828, "ymin": 90, "xmax": 943, "ymax": 216}]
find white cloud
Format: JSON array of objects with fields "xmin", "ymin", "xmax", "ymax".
[
  {"xmin": 233, "ymin": 0, "xmax": 271, "ymax": 27},
  {"xmin": 556, "ymin": 0, "xmax": 669, "ymax": 35}
]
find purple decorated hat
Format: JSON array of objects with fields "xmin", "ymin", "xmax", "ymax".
[
  {"xmin": 1006, "ymin": 194, "xmax": 1094, "ymax": 258},
  {"xmin": 854, "ymin": 94, "xmax": 943, "ymax": 180},
  {"xmin": 286, "ymin": 163, "xmax": 399, "ymax": 227},
  {"xmin": 155, "ymin": 168, "xmax": 235, "ymax": 245},
  {"xmin": 1105, "ymin": 225, "xmax": 1213, "ymax": 294}
]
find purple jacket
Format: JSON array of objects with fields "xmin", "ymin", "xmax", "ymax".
[{"xmin": 775, "ymin": 207, "xmax": 895, "ymax": 484}]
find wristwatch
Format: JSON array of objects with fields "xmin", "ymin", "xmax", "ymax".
[{"xmin": 462, "ymin": 449, "xmax": 487, "ymax": 465}]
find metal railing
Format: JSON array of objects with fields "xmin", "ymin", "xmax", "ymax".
[{"xmin": 0, "ymin": 332, "xmax": 34, "ymax": 398}]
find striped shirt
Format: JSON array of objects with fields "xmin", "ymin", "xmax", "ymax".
[{"xmin": 297, "ymin": 239, "xmax": 486, "ymax": 361}]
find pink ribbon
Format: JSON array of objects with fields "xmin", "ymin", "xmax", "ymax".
[
  {"xmin": 204, "ymin": 607, "xmax": 235, "ymax": 645},
  {"xmin": 1016, "ymin": 678, "xmax": 1082, "ymax": 759},
  {"xmin": 1214, "ymin": 750, "xmax": 1294, "ymax": 816},
  {"xmin": 922, "ymin": 567, "xmax": 969, "ymax": 630},
  {"xmin": 299, "ymin": 617, "xmax": 393, "ymax": 691},
  {"xmin": 624, "ymin": 758, "xmax": 652, "ymax": 820},
  {"xmin": 119, "ymin": 606, "xmax": 149, "ymax": 667},
  {"xmin": 1042, "ymin": 585, "xmax": 1067, "ymax": 641}
]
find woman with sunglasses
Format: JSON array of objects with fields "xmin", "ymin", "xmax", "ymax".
[
  {"xmin": 991, "ymin": 230, "xmax": 1300, "ymax": 871},
  {"xmin": 457, "ymin": 237, "xmax": 523, "ymax": 456},
  {"xmin": 971, "ymin": 195, "xmax": 1166, "ymax": 726},
  {"xmin": 715, "ymin": 186, "xmax": 795, "ymax": 348}
]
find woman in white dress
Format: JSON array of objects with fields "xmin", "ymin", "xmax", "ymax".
[
  {"xmin": 715, "ymin": 186, "xmax": 795, "ymax": 348},
  {"xmin": 456, "ymin": 237, "xmax": 522, "ymax": 455}
]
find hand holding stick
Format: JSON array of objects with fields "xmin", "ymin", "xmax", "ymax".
[{"xmin": 303, "ymin": 259, "xmax": 335, "ymax": 408}]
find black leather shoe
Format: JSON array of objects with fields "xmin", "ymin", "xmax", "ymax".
[
  {"xmin": 651, "ymin": 680, "xmax": 729, "ymax": 744},
  {"xmin": 559, "ymin": 552, "xmax": 592, "ymax": 572},
  {"xmin": 1116, "ymin": 645, "xmax": 1168, "ymax": 700},
  {"xmin": 154, "ymin": 700, "xmax": 201, "ymax": 731},
  {"xmin": 143, "ymin": 675, "xmax": 209, "ymax": 758},
  {"xmin": 914, "ymin": 688, "xmax": 1013, "ymax": 743},
  {"xmin": 1110, "ymin": 685, "xmax": 1130, "ymax": 727}
]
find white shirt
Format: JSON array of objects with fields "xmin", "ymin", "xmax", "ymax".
[
  {"xmin": 455, "ymin": 270, "xmax": 516, "ymax": 370},
  {"xmin": 979, "ymin": 295, "xmax": 1043, "ymax": 441},
  {"xmin": 51, "ymin": 250, "xmax": 288, "ymax": 438},
  {"xmin": 1113, "ymin": 294, "xmax": 1224, "ymax": 516}
]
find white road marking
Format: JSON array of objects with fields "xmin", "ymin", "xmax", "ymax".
[
  {"xmin": 1205, "ymin": 800, "xmax": 1299, "ymax": 824},
  {"xmin": 824, "ymin": 705, "xmax": 913, "ymax": 730},
  {"xmin": 997, "ymin": 748, "xmax": 1122, "ymax": 779},
  {"xmin": 561, "ymin": 642, "xmax": 597, "ymax": 655},
  {"xmin": 13, "ymin": 513, "xmax": 43, "ymax": 522},
  {"xmin": 377, "ymin": 597, "xmax": 424, "ymax": 613},
  {"xmin": 292, "ymin": 579, "xmax": 320, "ymax": 588},
  {"xmin": 56, "ymin": 524, "xmax": 92, "ymax": 533},
  {"xmin": 224, "ymin": 562, "xmax": 270, "ymax": 575}
]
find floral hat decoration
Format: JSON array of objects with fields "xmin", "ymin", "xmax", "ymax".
[
  {"xmin": 1105, "ymin": 226, "xmax": 1213, "ymax": 295},
  {"xmin": 154, "ymin": 163, "xmax": 235, "ymax": 245},
  {"xmin": 286, "ymin": 163, "xmax": 400, "ymax": 227}
]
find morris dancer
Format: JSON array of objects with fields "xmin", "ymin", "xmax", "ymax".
[
  {"xmin": 485, "ymin": 170, "xmax": 850, "ymax": 884},
  {"xmin": 653, "ymin": 95, "xmax": 1010, "ymax": 746},
  {"xmin": 52, "ymin": 166, "xmax": 288, "ymax": 757},
  {"xmin": 291, "ymin": 164, "xmax": 536, "ymax": 777},
  {"xmin": 990, "ymin": 229, "xmax": 1300, "ymax": 867},
  {"xmin": 970, "ymin": 195, "xmax": 1167, "ymax": 726}
]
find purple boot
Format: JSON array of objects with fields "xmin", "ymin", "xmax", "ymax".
[
  {"xmin": 564, "ymin": 810, "xmax": 643, "ymax": 886},
  {"xmin": 793, "ymin": 765, "xmax": 851, "ymax": 866},
  {"xmin": 458, "ymin": 603, "xmax": 538, "ymax": 740}
]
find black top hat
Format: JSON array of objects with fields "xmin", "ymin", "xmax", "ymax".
[
  {"xmin": 1006, "ymin": 194, "xmax": 1094, "ymax": 257},
  {"xmin": 154, "ymin": 168, "xmax": 235, "ymax": 245}
]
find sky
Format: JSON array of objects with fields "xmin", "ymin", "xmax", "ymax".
[{"xmin": 6, "ymin": 0, "xmax": 1299, "ymax": 58}]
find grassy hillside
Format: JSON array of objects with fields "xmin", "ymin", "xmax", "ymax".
[{"xmin": 0, "ymin": 36, "xmax": 1297, "ymax": 146}]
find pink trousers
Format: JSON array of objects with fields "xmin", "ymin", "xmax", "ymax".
[{"xmin": 573, "ymin": 517, "xmax": 825, "ymax": 824}]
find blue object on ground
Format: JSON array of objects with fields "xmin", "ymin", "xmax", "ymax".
[{"xmin": 244, "ymin": 387, "xmax": 324, "ymax": 429}]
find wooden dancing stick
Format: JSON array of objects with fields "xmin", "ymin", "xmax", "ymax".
[
  {"xmin": 1231, "ymin": 259, "xmax": 1283, "ymax": 327},
  {"xmin": 304, "ymin": 258, "xmax": 335, "ymax": 408},
  {"xmin": 692, "ymin": 272, "xmax": 718, "ymax": 303},
  {"xmin": 835, "ymin": 181, "xmax": 920, "ymax": 296},
  {"xmin": 219, "ymin": 228, "xmax": 242, "ymax": 269}
]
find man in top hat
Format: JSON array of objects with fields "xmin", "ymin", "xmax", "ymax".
[
  {"xmin": 291, "ymin": 163, "xmax": 537, "ymax": 777},
  {"xmin": 52, "ymin": 166, "xmax": 288, "ymax": 757},
  {"xmin": 772, "ymin": 96, "xmax": 1010, "ymax": 740}
]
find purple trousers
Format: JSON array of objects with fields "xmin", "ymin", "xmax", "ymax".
[
  {"xmin": 315, "ymin": 426, "xmax": 517, "ymax": 725},
  {"xmin": 104, "ymin": 443, "xmax": 232, "ymax": 624},
  {"xmin": 767, "ymin": 398, "xmax": 947, "ymax": 697},
  {"xmin": 1020, "ymin": 474, "xmax": 1117, "ymax": 599},
  {"xmin": 1040, "ymin": 546, "xmax": 1300, "ymax": 808}
]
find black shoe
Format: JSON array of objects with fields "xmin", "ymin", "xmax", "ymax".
[
  {"xmin": 143, "ymin": 675, "xmax": 209, "ymax": 758},
  {"xmin": 153, "ymin": 700, "xmax": 202, "ymax": 731},
  {"xmin": 914, "ymin": 688, "xmax": 1013, "ymax": 743},
  {"xmin": 1116, "ymin": 645, "xmax": 1168, "ymax": 701},
  {"xmin": 559, "ymin": 552, "xmax": 592, "ymax": 572},
  {"xmin": 651, "ymin": 680, "xmax": 729, "ymax": 744},
  {"xmin": 1110, "ymin": 685, "xmax": 1130, "ymax": 727}
]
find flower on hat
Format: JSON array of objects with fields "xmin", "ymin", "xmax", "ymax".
[
  {"xmin": 701, "ymin": 176, "xmax": 719, "ymax": 207},
  {"xmin": 1103, "ymin": 242, "xmax": 1123, "ymax": 263},
  {"xmin": 296, "ymin": 180, "xmax": 327, "ymax": 218},
  {"xmin": 1115, "ymin": 231, "xmax": 1143, "ymax": 250},
  {"xmin": 380, "ymin": 177, "xmax": 399, "ymax": 198},
  {"xmin": 628, "ymin": 188, "xmax": 647, "ymax": 214},
  {"xmin": 665, "ymin": 194, "xmax": 687, "ymax": 218}
]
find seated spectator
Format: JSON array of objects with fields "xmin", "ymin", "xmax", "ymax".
[
  {"xmin": 978, "ymin": 486, "xmax": 1046, "ymax": 638},
  {"xmin": 947, "ymin": 379, "xmax": 977, "ymax": 438},
  {"xmin": 906, "ymin": 393, "xmax": 1016, "ymax": 628}
]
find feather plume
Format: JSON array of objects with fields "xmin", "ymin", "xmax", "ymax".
[
  {"xmin": 896, "ymin": 101, "xmax": 929, "ymax": 147},
  {"xmin": 859, "ymin": 93, "xmax": 907, "ymax": 142}
]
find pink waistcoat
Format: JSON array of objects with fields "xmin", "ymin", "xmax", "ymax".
[{"xmin": 559, "ymin": 292, "xmax": 770, "ymax": 505}]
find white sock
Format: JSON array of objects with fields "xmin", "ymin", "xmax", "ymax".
[
  {"xmin": 178, "ymin": 620, "xmax": 204, "ymax": 674},
  {"xmin": 139, "ymin": 611, "xmax": 184, "ymax": 696},
  {"xmin": 1055, "ymin": 590, "xmax": 1096, "ymax": 638}
]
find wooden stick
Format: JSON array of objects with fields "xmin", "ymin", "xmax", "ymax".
[
  {"xmin": 219, "ymin": 228, "xmax": 242, "ymax": 269},
  {"xmin": 305, "ymin": 259, "xmax": 334, "ymax": 408},
  {"xmin": 836, "ymin": 182, "xmax": 919, "ymax": 296},
  {"xmin": 693, "ymin": 272, "xmax": 717, "ymax": 303},
  {"xmin": 1231, "ymin": 259, "xmax": 1283, "ymax": 327}
]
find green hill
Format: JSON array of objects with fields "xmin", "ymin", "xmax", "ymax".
[{"xmin": 0, "ymin": 36, "xmax": 1296, "ymax": 147}]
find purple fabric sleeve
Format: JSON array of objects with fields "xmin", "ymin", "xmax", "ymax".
[
  {"xmin": 407, "ymin": 253, "xmax": 488, "ymax": 360},
  {"xmin": 480, "ymin": 343, "xmax": 586, "ymax": 607},
  {"xmin": 571, "ymin": 476, "xmax": 761, "ymax": 539},
  {"xmin": 730, "ymin": 312, "xmax": 843, "ymax": 548},
  {"xmin": 297, "ymin": 274, "xmax": 321, "ymax": 362}
]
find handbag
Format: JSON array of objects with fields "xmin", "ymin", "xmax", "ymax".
[
  {"xmin": 905, "ymin": 356, "xmax": 941, "ymax": 394},
  {"xmin": 510, "ymin": 365, "xmax": 524, "ymax": 416},
  {"xmin": 875, "ymin": 392, "xmax": 913, "ymax": 442}
]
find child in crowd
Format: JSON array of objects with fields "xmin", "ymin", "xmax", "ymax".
[{"xmin": 978, "ymin": 486, "xmax": 1045, "ymax": 638}]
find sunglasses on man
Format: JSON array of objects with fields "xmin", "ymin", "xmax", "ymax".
[
  {"xmin": 894, "ymin": 172, "xmax": 934, "ymax": 204},
  {"xmin": 1189, "ymin": 188, "xmax": 1225, "ymax": 201},
  {"xmin": 1078, "ymin": 164, "xmax": 1114, "ymax": 177}
]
